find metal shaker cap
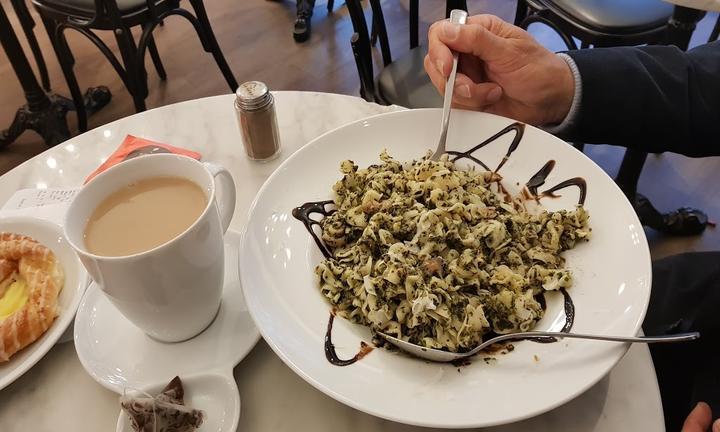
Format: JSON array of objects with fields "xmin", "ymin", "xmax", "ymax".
[{"xmin": 235, "ymin": 81, "xmax": 271, "ymax": 110}]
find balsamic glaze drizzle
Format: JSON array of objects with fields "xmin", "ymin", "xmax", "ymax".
[
  {"xmin": 293, "ymin": 122, "xmax": 589, "ymax": 363},
  {"xmin": 526, "ymin": 160, "xmax": 556, "ymax": 196},
  {"xmin": 541, "ymin": 177, "xmax": 587, "ymax": 206},
  {"xmin": 446, "ymin": 122, "xmax": 525, "ymax": 173},
  {"xmin": 525, "ymin": 289, "xmax": 575, "ymax": 344},
  {"xmin": 560, "ymin": 288, "xmax": 575, "ymax": 333},
  {"xmin": 292, "ymin": 200, "xmax": 335, "ymax": 259},
  {"xmin": 324, "ymin": 312, "xmax": 374, "ymax": 366},
  {"xmin": 524, "ymin": 160, "xmax": 586, "ymax": 205},
  {"xmin": 443, "ymin": 123, "xmax": 587, "ymax": 206}
]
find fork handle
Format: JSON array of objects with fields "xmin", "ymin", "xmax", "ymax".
[
  {"xmin": 437, "ymin": 51, "xmax": 459, "ymax": 155},
  {"xmin": 433, "ymin": 10, "xmax": 467, "ymax": 161},
  {"xmin": 489, "ymin": 331, "xmax": 700, "ymax": 345}
]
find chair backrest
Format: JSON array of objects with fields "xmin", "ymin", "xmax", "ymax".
[
  {"xmin": 516, "ymin": 0, "xmax": 672, "ymax": 47},
  {"xmin": 345, "ymin": 0, "xmax": 467, "ymax": 102}
]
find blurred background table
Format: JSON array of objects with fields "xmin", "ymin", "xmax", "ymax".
[{"xmin": 0, "ymin": 91, "xmax": 664, "ymax": 431}]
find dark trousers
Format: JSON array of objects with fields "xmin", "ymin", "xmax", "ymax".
[{"xmin": 643, "ymin": 252, "xmax": 720, "ymax": 431}]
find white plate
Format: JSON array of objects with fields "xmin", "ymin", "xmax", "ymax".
[
  {"xmin": 240, "ymin": 109, "xmax": 652, "ymax": 428},
  {"xmin": 74, "ymin": 230, "xmax": 260, "ymax": 393},
  {"xmin": 116, "ymin": 372, "xmax": 240, "ymax": 432},
  {"xmin": 0, "ymin": 217, "xmax": 89, "ymax": 390}
]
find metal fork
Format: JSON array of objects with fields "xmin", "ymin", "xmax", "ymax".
[{"xmin": 430, "ymin": 9, "xmax": 468, "ymax": 161}]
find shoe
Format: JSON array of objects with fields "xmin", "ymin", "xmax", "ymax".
[
  {"xmin": 293, "ymin": 17, "xmax": 311, "ymax": 42},
  {"xmin": 634, "ymin": 193, "xmax": 709, "ymax": 236}
]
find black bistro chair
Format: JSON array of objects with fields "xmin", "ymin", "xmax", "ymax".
[
  {"xmin": 346, "ymin": 0, "xmax": 467, "ymax": 108},
  {"xmin": 515, "ymin": 0, "xmax": 673, "ymax": 48},
  {"xmin": 9, "ymin": 0, "xmax": 51, "ymax": 92},
  {"xmin": 514, "ymin": 0, "xmax": 707, "ymax": 236},
  {"xmin": 32, "ymin": 0, "xmax": 238, "ymax": 132}
]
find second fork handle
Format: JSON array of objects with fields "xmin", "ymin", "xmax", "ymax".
[{"xmin": 493, "ymin": 331, "xmax": 701, "ymax": 345}]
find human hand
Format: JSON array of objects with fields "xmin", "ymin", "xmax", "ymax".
[
  {"xmin": 682, "ymin": 402, "xmax": 720, "ymax": 432},
  {"xmin": 424, "ymin": 14, "xmax": 574, "ymax": 126}
]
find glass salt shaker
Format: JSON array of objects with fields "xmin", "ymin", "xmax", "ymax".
[{"xmin": 234, "ymin": 81, "xmax": 281, "ymax": 161}]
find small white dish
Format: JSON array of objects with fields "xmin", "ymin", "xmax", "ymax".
[
  {"xmin": 0, "ymin": 217, "xmax": 89, "ymax": 390},
  {"xmin": 240, "ymin": 109, "xmax": 652, "ymax": 428},
  {"xmin": 116, "ymin": 372, "xmax": 240, "ymax": 432},
  {"xmin": 74, "ymin": 229, "xmax": 260, "ymax": 393}
]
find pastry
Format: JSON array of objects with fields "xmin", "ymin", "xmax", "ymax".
[{"xmin": 0, "ymin": 232, "xmax": 64, "ymax": 362}]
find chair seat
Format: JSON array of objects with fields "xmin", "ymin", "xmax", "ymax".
[
  {"xmin": 377, "ymin": 47, "xmax": 442, "ymax": 109},
  {"xmin": 545, "ymin": 0, "xmax": 674, "ymax": 33},
  {"xmin": 34, "ymin": 0, "xmax": 164, "ymax": 18}
]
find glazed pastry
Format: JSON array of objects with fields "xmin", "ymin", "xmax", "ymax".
[
  {"xmin": 0, "ymin": 259, "xmax": 14, "ymax": 298},
  {"xmin": 120, "ymin": 376, "xmax": 205, "ymax": 432},
  {"xmin": 0, "ymin": 233, "xmax": 64, "ymax": 362}
]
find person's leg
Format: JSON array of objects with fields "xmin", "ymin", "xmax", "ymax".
[
  {"xmin": 294, "ymin": 0, "xmax": 316, "ymax": 43},
  {"xmin": 643, "ymin": 252, "xmax": 720, "ymax": 431}
]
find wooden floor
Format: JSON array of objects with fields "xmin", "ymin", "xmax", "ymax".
[{"xmin": 1, "ymin": 0, "xmax": 720, "ymax": 257}]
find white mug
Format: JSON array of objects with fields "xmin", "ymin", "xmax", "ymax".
[{"xmin": 64, "ymin": 154, "xmax": 236, "ymax": 342}]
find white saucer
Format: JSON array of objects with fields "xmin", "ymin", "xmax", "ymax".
[
  {"xmin": 74, "ymin": 229, "xmax": 260, "ymax": 393},
  {"xmin": 0, "ymin": 217, "xmax": 89, "ymax": 390}
]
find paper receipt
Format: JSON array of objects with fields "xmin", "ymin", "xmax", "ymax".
[{"xmin": 1, "ymin": 188, "xmax": 79, "ymax": 211}]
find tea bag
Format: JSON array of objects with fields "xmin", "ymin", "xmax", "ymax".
[{"xmin": 120, "ymin": 376, "xmax": 205, "ymax": 432}]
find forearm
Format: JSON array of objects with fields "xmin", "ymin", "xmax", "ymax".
[{"xmin": 558, "ymin": 42, "xmax": 720, "ymax": 157}]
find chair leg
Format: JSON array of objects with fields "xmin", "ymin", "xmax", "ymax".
[
  {"xmin": 11, "ymin": 0, "xmax": 51, "ymax": 91},
  {"xmin": 370, "ymin": 14, "xmax": 378, "ymax": 46},
  {"xmin": 709, "ymin": 15, "xmax": 720, "ymax": 42},
  {"xmin": 446, "ymin": 0, "xmax": 467, "ymax": 18},
  {"xmin": 615, "ymin": 149, "xmax": 648, "ymax": 200},
  {"xmin": 40, "ymin": 16, "xmax": 88, "ymax": 132},
  {"xmin": 188, "ymin": 0, "xmax": 238, "ymax": 92},
  {"xmin": 351, "ymin": 32, "xmax": 375, "ymax": 103},
  {"xmin": 513, "ymin": 0, "xmax": 528, "ymax": 26},
  {"xmin": 409, "ymin": 0, "xmax": 419, "ymax": 49},
  {"xmin": 144, "ymin": 24, "xmax": 167, "ymax": 80},
  {"xmin": 113, "ymin": 26, "xmax": 147, "ymax": 112}
]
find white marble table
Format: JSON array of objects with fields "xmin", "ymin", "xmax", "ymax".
[{"xmin": 0, "ymin": 91, "xmax": 665, "ymax": 431}]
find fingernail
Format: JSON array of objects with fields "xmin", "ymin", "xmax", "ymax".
[
  {"xmin": 442, "ymin": 21, "xmax": 459, "ymax": 40},
  {"xmin": 488, "ymin": 87, "xmax": 502, "ymax": 103},
  {"xmin": 712, "ymin": 418, "xmax": 720, "ymax": 432},
  {"xmin": 456, "ymin": 84, "xmax": 471, "ymax": 98},
  {"xmin": 436, "ymin": 59, "xmax": 445, "ymax": 76}
]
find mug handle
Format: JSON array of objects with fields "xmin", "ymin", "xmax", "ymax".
[{"xmin": 203, "ymin": 162, "xmax": 237, "ymax": 233}]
